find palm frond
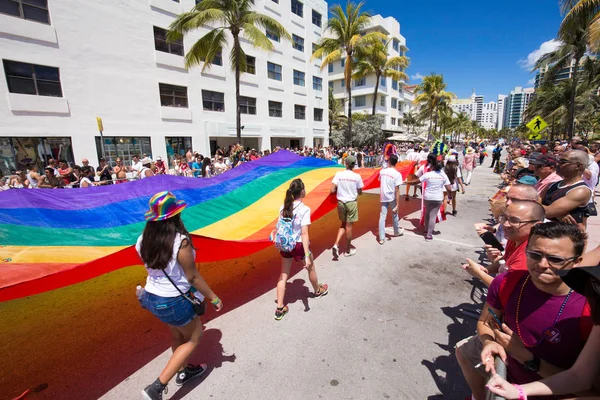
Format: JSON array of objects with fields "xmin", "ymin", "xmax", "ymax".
[
  {"xmin": 246, "ymin": 13, "xmax": 292, "ymax": 41},
  {"xmin": 320, "ymin": 49, "xmax": 342, "ymax": 70},
  {"xmin": 241, "ymin": 23, "xmax": 274, "ymax": 52},
  {"xmin": 184, "ymin": 28, "xmax": 227, "ymax": 71}
]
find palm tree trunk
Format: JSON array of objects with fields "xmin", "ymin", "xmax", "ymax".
[
  {"xmin": 428, "ymin": 115, "xmax": 433, "ymax": 137},
  {"xmin": 372, "ymin": 73, "xmax": 380, "ymax": 116},
  {"xmin": 433, "ymin": 105, "xmax": 439, "ymax": 138},
  {"xmin": 233, "ymin": 34, "xmax": 242, "ymax": 143},
  {"xmin": 566, "ymin": 54, "xmax": 583, "ymax": 139},
  {"xmin": 346, "ymin": 54, "xmax": 353, "ymax": 146}
]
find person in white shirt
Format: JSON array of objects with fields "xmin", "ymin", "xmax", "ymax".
[
  {"xmin": 378, "ymin": 154, "xmax": 404, "ymax": 244},
  {"xmin": 330, "ymin": 155, "xmax": 364, "ymax": 257},
  {"xmin": 405, "ymin": 148, "xmax": 422, "ymax": 200},
  {"xmin": 406, "ymin": 155, "xmax": 452, "ymax": 241},
  {"xmin": 272, "ymin": 179, "xmax": 328, "ymax": 320},
  {"xmin": 131, "ymin": 155, "xmax": 143, "ymax": 178},
  {"xmin": 139, "ymin": 158, "xmax": 155, "ymax": 179}
]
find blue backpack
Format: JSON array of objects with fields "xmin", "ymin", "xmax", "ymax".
[{"xmin": 274, "ymin": 215, "xmax": 296, "ymax": 252}]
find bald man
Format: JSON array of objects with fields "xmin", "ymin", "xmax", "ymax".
[{"xmin": 542, "ymin": 150, "xmax": 592, "ymax": 231}]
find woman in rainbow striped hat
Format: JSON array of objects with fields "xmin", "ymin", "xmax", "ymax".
[{"xmin": 136, "ymin": 191, "xmax": 223, "ymax": 400}]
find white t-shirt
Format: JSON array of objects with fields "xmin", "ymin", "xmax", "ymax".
[
  {"xmin": 419, "ymin": 152, "xmax": 430, "ymax": 162},
  {"xmin": 379, "ymin": 167, "xmax": 403, "ymax": 202},
  {"xmin": 132, "ymin": 161, "xmax": 142, "ymax": 175},
  {"xmin": 420, "ymin": 170, "xmax": 450, "ymax": 201},
  {"xmin": 279, "ymin": 200, "xmax": 311, "ymax": 243},
  {"xmin": 136, "ymin": 233, "xmax": 194, "ymax": 297},
  {"xmin": 406, "ymin": 151, "xmax": 421, "ymax": 162},
  {"xmin": 332, "ymin": 169, "xmax": 364, "ymax": 202},
  {"xmin": 584, "ymin": 161, "xmax": 599, "ymax": 203}
]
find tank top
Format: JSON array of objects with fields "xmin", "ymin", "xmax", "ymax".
[
  {"xmin": 27, "ymin": 172, "xmax": 39, "ymax": 188},
  {"xmin": 139, "ymin": 167, "xmax": 153, "ymax": 179},
  {"xmin": 542, "ymin": 180, "xmax": 591, "ymax": 222}
]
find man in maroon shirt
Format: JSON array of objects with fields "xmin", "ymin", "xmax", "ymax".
[{"xmin": 460, "ymin": 222, "xmax": 594, "ymax": 400}]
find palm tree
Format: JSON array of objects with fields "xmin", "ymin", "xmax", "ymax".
[
  {"xmin": 413, "ymin": 74, "xmax": 456, "ymax": 138},
  {"xmin": 534, "ymin": 25, "xmax": 587, "ymax": 138},
  {"xmin": 352, "ymin": 39, "xmax": 409, "ymax": 115},
  {"xmin": 453, "ymin": 112, "xmax": 471, "ymax": 142},
  {"xmin": 559, "ymin": 0, "xmax": 600, "ymax": 52},
  {"xmin": 328, "ymin": 87, "xmax": 347, "ymax": 135},
  {"xmin": 168, "ymin": 0, "xmax": 290, "ymax": 142},
  {"xmin": 401, "ymin": 111, "xmax": 420, "ymax": 134},
  {"xmin": 312, "ymin": 2, "xmax": 385, "ymax": 145}
]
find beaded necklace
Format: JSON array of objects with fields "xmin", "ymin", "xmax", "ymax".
[{"xmin": 516, "ymin": 275, "xmax": 573, "ymax": 347}]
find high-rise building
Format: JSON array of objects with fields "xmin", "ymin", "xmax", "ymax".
[
  {"xmin": 328, "ymin": 14, "xmax": 408, "ymax": 133},
  {"xmin": 450, "ymin": 91, "xmax": 498, "ymax": 130},
  {"xmin": 497, "ymin": 94, "xmax": 507, "ymax": 131},
  {"xmin": 0, "ymin": 0, "xmax": 329, "ymax": 175},
  {"xmin": 503, "ymin": 86, "xmax": 535, "ymax": 129},
  {"xmin": 534, "ymin": 56, "xmax": 596, "ymax": 88}
]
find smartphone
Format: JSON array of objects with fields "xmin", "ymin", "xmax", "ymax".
[
  {"xmin": 488, "ymin": 308, "xmax": 504, "ymax": 332},
  {"xmin": 479, "ymin": 231, "xmax": 505, "ymax": 252}
]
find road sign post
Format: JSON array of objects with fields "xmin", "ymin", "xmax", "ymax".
[
  {"xmin": 96, "ymin": 117, "xmax": 105, "ymax": 159},
  {"xmin": 526, "ymin": 116, "xmax": 548, "ymax": 140}
]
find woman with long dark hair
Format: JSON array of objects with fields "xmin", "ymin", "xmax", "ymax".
[
  {"xmin": 271, "ymin": 179, "xmax": 328, "ymax": 320},
  {"xmin": 444, "ymin": 159, "xmax": 465, "ymax": 216},
  {"xmin": 201, "ymin": 158, "xmax": 212, "ymax": 178},
  {"xmin": 136, "ymin": 191, "xmax": 223, "ymax": 400}
]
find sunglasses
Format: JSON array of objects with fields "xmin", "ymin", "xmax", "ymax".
[
  {"xmin": 526, "ymin": 250, "xmax": 578, "ymax": 267},
  {"xmin": 499, "ymin": 215, "xmax": 540, "ymax": 227}
]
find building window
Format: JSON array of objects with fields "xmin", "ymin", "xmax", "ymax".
[
  {"xmin": 292, "ymin": 34, "xmax": 304, "ymax": 52},
  {"xmin": 341, "ymin": 58, "xmax": 345, "ymax": 68},
  {"xmin": 380, "ymin": 96, "xmax": 385, "ymax": 107},
  {"xmin": 239, "ymin": 96, "xmax": 256, "ymax": 115},
  {"xmin": 392, "ymin": 39, "xmax": 399, "ymax": 52},
  {"xmin": 354, "ymin": 77, "xmax": 365, "ymax": 87},
  {"xmin": 212, "ymin": 50, "xmax": 223, "ymax": 66},
  {"xmin": 159, "ymin": 83, "xmax": 188, "ymax": 107},
  {"xmin": 312, "ymin": 10, "xmax": 322, "ymax": 27},
  {"xmin": 0, "ymin": 0, "xmax": 50, "ymax": 24},
  {"xmin": 295, "ymin": 104, "xmax": 306, "ymax": 119},
  {"xmin": 380, "ymin": 76, "xmax": 386, "ymax": 87},
  {"xmin": 202, "ymin": 90, "xmax": 224, "ymax": 111},
  {"xmin": 312, "ymin": 43, "xmax": 322, "ymax": 60},
  {"xmin": 391, "ymin": 98, "xmax": 397, "ymax": 108},
  {"xmin": 291, "ymin": 0, "xmax": 303, "ymax": 17},
  {"xmin": 269, "ymin": 101, "xmax": 282, "ymax": 117},
  {"xmin": 267, "ymin": 62, "xmax": 282, "ymax": 81},
  {"xmin": 355, "ymin": 96, "xmax": 366, "ymax": 107},
  {"xmin": 314, "ymin": 108, "xmax": 323, "ymax": 121},
  {"xmin": 271, "ymin": 0, "xmax": 278, "ymax": 3},
  {"xmin": 153, "ymin": 26, "xmax": 184, "ymax": 56},
  {"xmin": 328, "ymin": 81, "xmax": 333, "ymax": 89},
  {"xmin": 312, "ymin": 76, "xmax": 322, "ymax": 91},
  {"xmin": 246, "ymin": 55, "xmax": 256, "ymax": 74},
  {"xmin": 0, "ymin": 137, "xmax": 74, "ymax": 176},
  {"xmin": 3, "ymin": 60, "xmax": 62, "ymax": 97},
  {"xmin": 340, "ymin": 79, "xmax": 345, "ymax": 88},
  {"xmin": 391, "ymin": 117, "xmax": 396, "ymax": 125},
  {"xmin": 392, "ymin": 79, "xmax": 398, "ymax": 90},
  {"xmin": 96, "ymin": 137, "xmax": 151, "ymax": 169},
  {"xmin": 328, "ymin": 63, "xmax": 333, "ymax": 73},
  {"xmin": 293, "ymin": 70, "xmax": 305, "ymax": 86},
  {"xmin": 266, "ymin": 28, "xmax": 280, "ymax": 42}
]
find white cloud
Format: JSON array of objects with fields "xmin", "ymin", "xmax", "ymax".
[
  {"xmin": 411, "ymin": 72, "xmax": 424, "ymax": 81},
  {"xmin": 518, "ymin": 39, "xmax": 562, "ymax": 70},
  {"xmin": 526, "ymin": 77, "xmax": 536, "ymax": 86}
]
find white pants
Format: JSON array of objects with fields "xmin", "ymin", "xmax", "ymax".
[{"xmin": 463, "ymin": 169, "xmax": 473, "ymax": 185}]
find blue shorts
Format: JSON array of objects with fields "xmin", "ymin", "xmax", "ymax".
[{"xmin": 139, "ymin": 291, "xmax": 196, "ymax": 327}]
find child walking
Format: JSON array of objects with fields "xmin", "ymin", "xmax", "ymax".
[{"xmin": 272, "ymin": 179, "xmax": 328, "ymax": 320}]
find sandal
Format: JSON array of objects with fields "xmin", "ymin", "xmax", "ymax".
[{"xmin": 405, "ymin": 195, "xmax": 409, "ymax": 201}]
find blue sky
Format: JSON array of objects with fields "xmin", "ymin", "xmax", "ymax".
[{"xmin": 363, "ymin": 0, "xmax": 564, "ymax": 101}]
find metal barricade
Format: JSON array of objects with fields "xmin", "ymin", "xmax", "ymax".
[{"xmin": 486, "ymin": 356, "xmax": 507, "ymax": 400}]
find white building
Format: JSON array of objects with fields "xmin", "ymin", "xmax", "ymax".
[
  {"xmin": 497, "ymin": 94, "xmax": 507, "ymax": 131},
  {"xmin": 327, "ymin": 14, "xmax": 409, "ymax": 133},
  {"xmin": 0, "ymin": 0, "xmax": 329, "ymax": 174},
  {"xmin": 504, "ymin": 86, "xmax": 535, "ymax": 129},
  {"xmin": 450, "ymin": 91, "xmax": 497, "ymax": 130}
]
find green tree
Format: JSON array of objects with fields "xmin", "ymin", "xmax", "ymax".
[
  {"xmin": 401, "ymin": 111, "xmax": 421, "ymax": 134},
  {"xmin": 168, "ymin": 0, "xmax": 290, "ymax": 142},
  {"xmin": 453, "ymin": 112, "xmax": 471, "ymax": 142},
  {"xmin": 312, "ymin": 2, "xmax": 385, "ymax": 145},
  {"xmin": 413, "ymin": 74, "xmax": 456, "ymax": 138},
  {"xmin": 559, "ymin": 0, "xmax": 600, "ymax": 52},
  {"xmin": 328, "ymin": 87, "xmax": 348, "ymax": 136},
  {"xmin": 352, "ymin": 38, "xmax": 409, "ymax": 115}
]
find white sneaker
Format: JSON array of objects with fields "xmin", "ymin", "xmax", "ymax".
[
  {"xmin": 386, "ymin": 227, "xmax": 404, "ymax": 237},
  {"xmin": 394, "ymin": 228, "xmax": 405, "ymax": 237},
  {"xmin": 332, "ymin": 244, "xmax": 339, "ymax": 258},
  {"xmin": 344, "ymin": 248, "xmax": 357, "ymax": 257}
]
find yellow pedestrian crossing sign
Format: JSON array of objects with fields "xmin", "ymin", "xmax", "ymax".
[{"xmin": 526, "ymin": 116, "xmax": 547, "ymax": 140}]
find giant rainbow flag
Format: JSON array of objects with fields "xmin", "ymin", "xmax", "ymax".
[{"xmin": 0, "ymin": 151, "xmax": 415, "ymax": 303}]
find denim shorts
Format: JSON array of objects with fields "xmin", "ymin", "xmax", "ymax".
[{"xmin": 139, "ymin": 291, "xmax": 196, "ymax": 327}]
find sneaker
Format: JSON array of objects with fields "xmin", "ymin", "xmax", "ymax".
[
  {"xmin": 274, "ymin": 305, "xmax": 289, "ymax": 321},
  {"xmin": 452, "ymin": 210, "xmax": 458, "ymax": 216},
  {"xmin": 331, "ymin": 244, "xmax": 339, "ymax": 258},
  {"xmin": 392, "ymin": 227, "xmax": 405, "ymax": 237},
  {"xmin": 344, "ymin": 248, "xmax": 357, "ymax": 257},
  {"xmin": 142, "ymin": 382, "xmax": 167, "ymax": 400},
  {"xmin": 175, "ymin": 364, "xmax": 208, "ymax": 386},
  {"xmin": 425, "ymin": 234, "xmax": 433, "ymax": 242},
  {"xmin": 314, "ymin": 283, "xmax": 329, "ymax": 298},
  {"xmin": 378, "ymin": 239, "xmax": 385, "ymax": 245}
]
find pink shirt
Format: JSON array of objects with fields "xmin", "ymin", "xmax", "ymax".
[
  {"xmin": 462, "ymin": 154, "xmax": 477, "ymax": 171},
  {"xmin": 534, "ymin": 172, "xmax": 562, "ymax": 196}
]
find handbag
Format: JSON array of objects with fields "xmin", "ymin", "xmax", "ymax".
[
  {"xmin": 588, "ymin": 202, "xmax": 598, "ymax": 217},
  {"xmin": 162, "ymin": 270, "xmax": 205, "ymax": 316}
]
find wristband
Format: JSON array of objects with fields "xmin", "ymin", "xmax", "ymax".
[
  {"xmin": 303, "ymin": 251, "xmax": 312, "ymax": 260},
  {"xmin": 513, "ymin": 384, "xmax": 527, "ymax": 400},
  {"xmin": 211, "ymin": 297, "xmax": 220, "ymax": 305}
]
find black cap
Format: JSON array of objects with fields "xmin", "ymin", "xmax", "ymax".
[{"xmin": 556, "ymin": 266, "xmax": 600, "ymax": 295}]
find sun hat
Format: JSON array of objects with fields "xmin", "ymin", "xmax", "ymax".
[
  {"xmin": 141, "ymin": 157, "xmax": 152, "ymax": 166},
  {"xmin": 156, "ymin": 156, "xmax": 162, "ymax": 161},
  {"xmin": 556, "ymin": 266, "xmax": 600, "ymax": 295},
  {"xmin": 517, "ymin": 175, "xmax": 538, "ymax": 185},
  {"xmin": 466, "ymin": 148, "xmax": 475, "ymax": 154},
  {"xmin": 144, "ymin": 191, "xmax": 187, "ymax": 221}
]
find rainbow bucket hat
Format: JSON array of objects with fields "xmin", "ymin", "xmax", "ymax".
[{"xmin": 144, "ymin": 191, "xmax": 186, "ymax": 221}]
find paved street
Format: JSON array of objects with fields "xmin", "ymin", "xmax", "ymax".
[{"xmin": 100, "ymin": 161, "xmax": 507, "ymax": 400}]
